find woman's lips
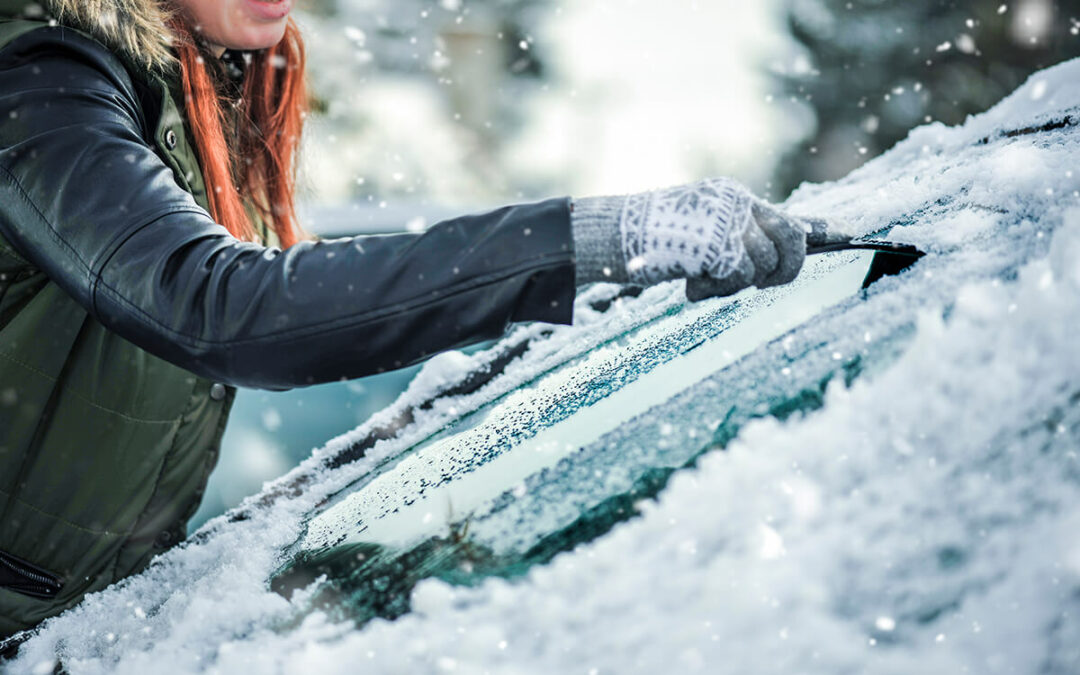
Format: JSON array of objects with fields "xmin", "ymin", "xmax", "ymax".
[{"xmin": 242, "ymin": 0, "xmax": 293, "ymax": 21}]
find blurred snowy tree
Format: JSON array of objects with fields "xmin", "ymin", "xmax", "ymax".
[
  {"xmin": 773, "ymin": 0, "xmax": 1080, "ymax": 197},
  {"xmin": 296, "ymin": 0, "xmax": 554, "ymax": 207}
]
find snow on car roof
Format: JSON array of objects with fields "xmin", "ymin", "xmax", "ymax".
[{"xmin": 7, "ymin": 59, "xmax": 1080, "ymax": 674}]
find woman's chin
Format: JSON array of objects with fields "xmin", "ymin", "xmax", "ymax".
[{"xmin": 215, "ymin": 25, "xmax": 288, "ymax": 52}]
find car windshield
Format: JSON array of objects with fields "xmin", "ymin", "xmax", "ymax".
[{"xmin": 271, "ymin": 248, "xmax": 893, "ymax": 602}]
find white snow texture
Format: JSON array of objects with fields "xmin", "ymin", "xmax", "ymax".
[{"xmin": 6, "ymin": 59, "xmax": 1080, "ymax": 675}]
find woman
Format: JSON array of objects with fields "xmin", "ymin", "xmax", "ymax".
[{"xmin": 0, "ymin": 0, "xmax": 814, "ymax": 638}]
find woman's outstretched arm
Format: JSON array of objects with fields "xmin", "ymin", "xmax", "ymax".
[{"xmin": 0, "ymin": 27, "xmax": 575, "ymax": 390}]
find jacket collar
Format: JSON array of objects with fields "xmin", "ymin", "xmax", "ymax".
[{"xmin": 0, "ymin": 0, "xmax": 178, "ymax": 73}]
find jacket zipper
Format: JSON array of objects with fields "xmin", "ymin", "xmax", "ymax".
[{"xmin": 0, "ymin": 549, "xmax": 63, "ymax": 599}]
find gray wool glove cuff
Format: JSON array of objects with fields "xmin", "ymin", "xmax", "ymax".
[{"xmin": 571, "ymin": 195, "xmax": 630, "ymax": 284}]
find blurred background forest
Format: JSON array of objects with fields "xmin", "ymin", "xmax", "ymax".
[{"xmin": 193, "ymin": 0, "xmax": 1080, "ymax": 527}]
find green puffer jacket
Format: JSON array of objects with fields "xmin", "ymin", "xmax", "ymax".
[
  {"xmin": 0, "ymin": 6, "xmax": 238, "ymax": 638},
  {"xmin": 0, "ymin": 0, "xmax": 575, "ymax": 640}
]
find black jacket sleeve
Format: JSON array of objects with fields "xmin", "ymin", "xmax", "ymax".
[{"xmin": 0, "ymin": 27, "xmax": 576, "ymax": 390}]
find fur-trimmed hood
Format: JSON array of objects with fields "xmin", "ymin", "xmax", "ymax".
[{"xmin": 0, "ymin": 0, "xmax": 178, "ymax": 72}]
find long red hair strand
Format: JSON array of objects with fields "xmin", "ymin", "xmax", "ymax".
[{"xmin": 169, "ymin": 17, "xmax": 309, "ymax": 249}]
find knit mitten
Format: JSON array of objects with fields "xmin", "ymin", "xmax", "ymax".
[{"xmin": 571, "ymin": 177, "xmax": 811, "ymax": 299}]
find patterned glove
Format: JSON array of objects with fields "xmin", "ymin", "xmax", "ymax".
[{"xmin": 571, "ymin": 177, "xmax": 815, "ymax": 300}]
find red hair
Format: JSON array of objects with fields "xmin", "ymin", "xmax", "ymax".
[{"xmin": 169, "ymin": 17, "xmax": 309, "ymax": 249}]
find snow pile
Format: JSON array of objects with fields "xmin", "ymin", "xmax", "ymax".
[{"xmin": 6, "ymin": 59, "xmax": 1080, "ymax": 674}]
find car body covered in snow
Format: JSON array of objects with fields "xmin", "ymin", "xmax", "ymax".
[{"xmin": 5, "ymin": 60, "xmax": 1080, "ymax": 675}]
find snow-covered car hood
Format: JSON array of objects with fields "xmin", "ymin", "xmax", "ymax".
[{"xmin": 6, "ymin": 59, "xmax": 1080, "ymax": 675}]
